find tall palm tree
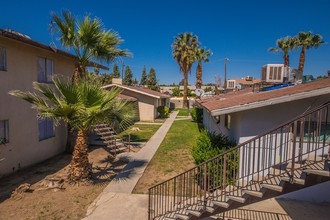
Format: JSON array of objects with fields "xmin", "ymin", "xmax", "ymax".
[
  {"xmin": 195, "ymin": 47, "xmax": 212, "ymax": 89},
  {"xmin": 51, "ymin": 10, "xmax": 130, "ymax": 81},
  {"xmin": 268, "ymin": 36, "xmax": 295, "ymax": 67},
  {"xmin": 9, "ymin": 77, "xmax": 135, "ymax": 182},
  {"xmin": 295, "ymin": 31, "xmax": 325, "ymax": 73},
  {"xmin": 172, "ymin": 33, "xmax": 199, "ymax": 108}
]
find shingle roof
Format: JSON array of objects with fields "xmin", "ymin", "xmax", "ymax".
[
  {"xmin": 0, "ymin": 29, "xmax": 109, "ymax": 70},
  {"xmin": 198, "ymin": 78, "xmax": 330, "ymax": 116},
  {"xmin": 102, "ymin": 84, "xmax": 171, "ymax": 99}
]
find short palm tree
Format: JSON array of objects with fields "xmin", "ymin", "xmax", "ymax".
[
  {"xmin": 295, "ymin": 31, "xmax": 325, "ymax": 73},
  {"xmin": 268, "ymin": 36, "xmax": 295, "ymax": 67},
  {"xmin": 172, "ymin": 33, "xmax": 199, "ymax": 108},
  {"xmin": 51, "ymin": 10, "xmax": 130, "ymax": 81},
  {"xmin": 9, "ymin": 77, "xmax": 135, "ymax": 182},
  {"xmin": 195, "ymin": 47, "xmax": 212, "ymax": 89}
]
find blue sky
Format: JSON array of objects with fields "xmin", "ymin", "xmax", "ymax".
[{"xmin": 1, "ymin": 0, "xmax": 330, "ymax": 85}]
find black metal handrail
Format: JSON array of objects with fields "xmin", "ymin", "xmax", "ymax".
[{"xmin": 148, "ymin": 102, "xmax": 330, "ymax": 219}]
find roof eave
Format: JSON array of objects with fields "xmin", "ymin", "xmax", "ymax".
[
  {"xmin": 1, "ymin": 29, "xmax": 109, "ymax": 70},
  {"xmin": 210, "ymin": 87, "xmax": 330, "ymax": 116},
  {"xmin": 102, "ymin": 84, "xmax": 168, "ymax": 99}
]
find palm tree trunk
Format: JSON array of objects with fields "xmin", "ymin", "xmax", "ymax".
[
  {"xmin": 183, "ymin": 72, "xmax": 188, "ymax": 108},
  {"xmin": 196, "ymin": 62, "xmax": 202, "ymax": 89},
  {"xmin": 283, "ymin": 53, "xmax": 289, "ymax": 67},
  {"xmin": 298, "ymin": 48, "xmax": 306, "ymax": 73},
  {"xmin": 69, "ymin": 129, "xmax": 91, "ymax": 182},
  {"xmin": 72, "ymin": 62, "xmax": 84, "ymax": 82}
]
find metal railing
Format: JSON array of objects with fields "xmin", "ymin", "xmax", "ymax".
[{"xmin": 148, "ymin": 102, "xmax": 330, "ymax": 219}]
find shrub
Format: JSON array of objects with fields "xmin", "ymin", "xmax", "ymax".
[
  {"xmin": 191, "ymin": 107, "xmax": 203, "ymax": 123},
  {"xmin": 192, "ymin": 129, "xmax": 237, "ymax": 189},
  {"xmin": 157, "ymin": 106, "xmax": 169, "ymax": 118},
  {"xmin": 192, "ymin": 129, "xmax": 236, "ymax": 165}
]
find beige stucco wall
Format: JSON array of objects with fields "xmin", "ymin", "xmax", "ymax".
[
  {"xmin": 0, "ymin": 37, "xmax": 74, "ymax": 176},
  {"xmin": 119, "ymin": 90, "xmax": 158, "ymax": 121}
]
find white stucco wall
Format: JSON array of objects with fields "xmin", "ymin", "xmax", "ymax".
[
  {"xmin": 0, "ymin": 36, "xmax": 74, "ymax": 176},
  {"xmin": 234, "ymin": 95, "xmax": 330, "ymax": 144}
]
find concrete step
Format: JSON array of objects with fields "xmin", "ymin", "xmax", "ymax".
[
  {"xmin": 97, "ymin": 131, "xmax": 115, "ymax": 136},
  {"xmin": 186, "ymin": 209, "xmax": 202, "ymax": 217},
  {"xmin": 174, "ymin": 213, "xmax": 189, "ymax": 220},
  {"xmin": 280, "ymin": 169, "xmax": 306, "ymax": 185},
  {"xmin": 212, "ymin": 200, "xmax": 230, "ymax": 208},
  {"xmin": 303, "ymin": 169, "xmax": 330, "ymax": 177},
  {"xmin": 280, "ymin": 176, "xmax": 305, "ymax": 185},
  {"xmin": 261, "ymin": 176, "xmax": 283, "ymax": 192},
  {"xmin": 261, "ymin": 183, "xmax": 283, "ymax": 192},
  {"xmin": 108, "ymin": 146, "xmax": 127, "ymax": 154},
  {"xmin": 243, "ymin": 187, "xmax": 266, "ymax": 198},
  {"xmin": 226, "ymin": 194, "xmax": 247, "ymax": 203}
]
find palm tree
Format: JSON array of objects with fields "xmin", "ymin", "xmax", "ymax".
[
  {"xmin": 51, "ymin": 10, "xmax": 130, "ymax": 81},
  {"xmin": 195, "ymin": 47, "xmax": 212, "ymax": 89},
  {"xmin": 268, "ymin": 36, "xmax": 295, "ymax": 67},
  {"xmin": 295, "ymin": 31, "xmax": 325, "ymax": 73},
  {"xmin": 172, "ymin": 33, "xmax": 199, "ymax": 108},
  {"xmin": 9, "ymin": 77, "xmax": 135, "ymax": 182}
]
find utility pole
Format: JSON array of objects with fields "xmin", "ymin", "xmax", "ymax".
[
  {"xmin": 121, "ymin": 61, "xmax": 125, "ymax": 79},
  {"xmin": 224, "ymin": 58, "xmax": 229, "ymax": 89}
]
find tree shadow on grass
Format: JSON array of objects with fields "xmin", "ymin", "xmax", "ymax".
[{"xmin": 110, "ymin": 159, "xmax": 147, "ymax": 183}]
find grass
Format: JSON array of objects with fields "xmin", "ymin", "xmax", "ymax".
[
  {"xmin": 117, "ymin": 124, "xmax": 161, "ymax": 142},
  {"xmin": 175, "ymin": 108, "xmax": 190, "ymax": 117},
  {"xmin": 133, "ymin": 119, "xmax": 201, "ymax": 194}
]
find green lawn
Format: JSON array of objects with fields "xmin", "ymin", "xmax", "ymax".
[
  {"xmin": 117, "ymin": 124, "xmax": 161, "ymax": 142},
  {"xmin": 133, "ymin": 120, "xmax": 201, "ymax": 194},
  {"xmin": 175, "ymin": 108, "xmax": 190, "ymax": 117}
]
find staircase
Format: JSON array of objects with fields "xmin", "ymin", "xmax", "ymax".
[
  {"xmin": 148, "ymin": 102, "xmax": 330, "ymax": 219},
  {"xmin": 93, "ymin": 124, "xmax": 127, "ymax": 156}
]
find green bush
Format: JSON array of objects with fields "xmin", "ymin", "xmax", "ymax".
[
  {"xmin": 192, "ymin": 129, "xmax": 236, "ymax": 164},
  {"xmin": 157, "ymin": 106, "xmax": 169, "ymax": 118},
  {"xmin": 191, "ymin": 107, "xmax": 203, "ymax": 123},
  {"xmin": 192, "ymin": 129, "xmax": 237, "ymax": 190}
]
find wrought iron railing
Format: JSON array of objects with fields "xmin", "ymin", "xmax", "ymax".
[{"xmin": 148, "ymin": 102, "xmax": 330, "ymax": 219}]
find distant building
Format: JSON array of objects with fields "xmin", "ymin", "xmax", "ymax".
[
  {"xmin": 160, "ymin": 85, "xmax": 217, "ymax": 95},
  {"xmin": 226, "ymin": 76, "xmax": 261, "ymax": 90},
  {"xmin": 261, "ymin": 64, "xmax": 302, "ymax": 84},
  {"xmin": 103, "ymin": 79, "xmax": 170, "ymax": 121}
]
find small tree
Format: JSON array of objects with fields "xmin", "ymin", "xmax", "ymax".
[
  {"xmin": 99, "ymin": 73, "xmax": 112, "ymax": 85},
  {"xmin": 148, "ymin": 67, "xmax": 158, "ymax": 91},
  {"xmin": 10, "ymin": 77, "xmax": 136, "ymax": 182},
  {"xmin": 140, "ymin": 66, "xmax": 148, "ymax": 86},
  {"xmin": 123, "ymin": 66, "xmax": 133, "ymax": 86},
  {"xmin": 112, "ymin": 63, "xmax": 121, "ymax": 78},
  {"xmin": 133, "ymin": 78, "xmax": 139, "ymax": 86},
  {"xmin": 172, "ymin": 87, "xmax": 181, "ymax": 96}
]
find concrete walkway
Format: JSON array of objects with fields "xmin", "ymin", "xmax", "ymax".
[{"xmin": 83, "ymin": 111, "xmax": 178, "ymax": 220}]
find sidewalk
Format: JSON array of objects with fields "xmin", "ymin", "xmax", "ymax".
[{"xmin": 83, "ymin": 111, "xmax": 178, "ymax": 220}]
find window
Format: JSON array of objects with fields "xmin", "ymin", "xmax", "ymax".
[
  {"xmin": 0, "ymin": 120, "xmax": 9, "ymax": 144},
  {"xmin": 225, "ymin": 114, "xmax": 231, "ymax": 129},
  {"xmin": 0, "ymin": 47, "xmax": 6, "ymax": 71},
  {"xmin": 227, "ymin": 80, "xmax": 235, "ymax": 89},
  {"xmin": 37, "ymin": 57, "xmax": 54, "ymax": 82},
  {"xmin": 38, "ymin": 118, "xmax": 55, "ymax": 140}
]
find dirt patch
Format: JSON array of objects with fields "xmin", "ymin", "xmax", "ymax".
[{"xmin": 0, "ymin": 145, "xmax": 132, "ymax": 220}]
